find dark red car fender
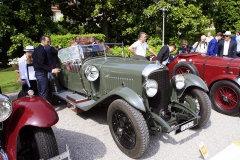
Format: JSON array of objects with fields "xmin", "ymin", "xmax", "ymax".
[
  {"xmin": 5, "ymin": 96, "xmax": 59, "ymax": 159},
  {"xmin": 208, "ymin": 74, "xmax": 239, "ymax": 88}
]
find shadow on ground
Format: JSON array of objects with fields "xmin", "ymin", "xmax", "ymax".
[{"xmin": 52, "ymin": 126, "xmax": 107, "ymax": 160}]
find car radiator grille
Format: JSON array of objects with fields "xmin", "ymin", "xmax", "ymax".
[{"xmin": 148, "ymin": 69, "xmax": 170, "ymax": 115}]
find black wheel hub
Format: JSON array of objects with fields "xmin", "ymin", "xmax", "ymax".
[
  {"xmin": 117, "ymin": 127, "xmax": 123, "ymax": 136},
  {"xmin": 112, "ymin": 110, "xmax": 136, "ymax": 149}
]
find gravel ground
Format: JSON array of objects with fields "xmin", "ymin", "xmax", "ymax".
[{"xmin": 6, "ymin": 92, "xmax": 240, "ymax": 160}]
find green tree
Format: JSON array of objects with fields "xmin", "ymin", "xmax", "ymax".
[
  {"xmin": 56, "ymin": 0, "xmax": 155, "ymax": 43},
  {"xmin": 144, "ymin": 0, "xmax": 211, "ymax": 45},
  {"xmin": 213, "ymin": 1, "xmax": 240, "ymax": 33},
  {"xmin": 57, "ymin": 0, "xmax": 211, "ymax": 45},
  {"xmin": 0, "ymin": 0, "xmax": 58, "ymax": 66}
]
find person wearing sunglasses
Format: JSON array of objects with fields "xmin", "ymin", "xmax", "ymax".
[{"xmin": 218, "ymin": 31, "xmax": 237, "ymax": 58}]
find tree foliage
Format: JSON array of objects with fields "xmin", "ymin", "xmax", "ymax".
[
  {"xmin": 1, "ymin": 0, "xmax": 240, "ymax": 66},
  {"xmin": 56, "ymin": 0, "xmax": 154, "ymax": 43},
  {"xmin": 144, "ymin": 0, "xmax": 211, "ymax": 45},
  {"xmin": 56, "ymin": 0, "xmax": 211, "ymax": 45},
  {"xmin": 213, "ymin": 0, "xmax": 240, "ymax": 33},
  {"xmin": 0, "ymin": 0, "xmax": 58, "ymax": 65}
]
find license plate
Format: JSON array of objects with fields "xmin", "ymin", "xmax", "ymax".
[{"xmin": 175, "ymin": 118, "xmax": 198, "ymax": 134}]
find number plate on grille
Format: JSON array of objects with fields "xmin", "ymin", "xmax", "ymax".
[{"xmin": 175, "ymin": 118, "xmax": 198, "ymax": 134}]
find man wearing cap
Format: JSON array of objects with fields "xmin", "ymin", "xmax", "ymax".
[
  {"xmin": 218, "ymin": 31, "xmax": 237, "ymax": 58},
  {"xmin": 32, "ymin": 36, "xmax": 60, "ymax": 100},
  {"xmin": 18, "ymin": 46, "xmax": 38, "ymax": 96},
  {"xmin": 207, "ymin": 32, "xmax": 223, "ymax": 56}
]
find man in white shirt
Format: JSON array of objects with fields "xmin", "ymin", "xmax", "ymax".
[
  {"xmin": 218, "ymin": 31, "xmax": 237, "ymax": 58},
  {"xmin": 129, "ymin": 32, "xmax": 157, "ymax": 58},
  {"xmin": 192, "ymin": 35, "xmax": 208, "ymax": 55}
]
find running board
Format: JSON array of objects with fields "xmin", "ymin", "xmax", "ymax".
[
  {"xmin": 76, "ymin": 100, "xmax": 95, "ymax": 109},
  {"xmin": 54, "ymin": 90, "xmax": 95, "ymax": 113}
]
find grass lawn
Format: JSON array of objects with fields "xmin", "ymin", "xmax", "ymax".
[{"xmin": 0, "ymin": 70, "xmax": 21, "ymax": 94}]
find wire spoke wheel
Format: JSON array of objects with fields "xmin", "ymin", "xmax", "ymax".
[
  {"xmin": 210, "ymin": 80, "xmax": 240, "ymax": 116},
  {"xmin": 172, "ymin": 62, "xmax": 199, "ymax": 76},
  {"xmin": 178, "ymin": 88, "xmax": 211, "ymax": 128},
  {"xmin": 112, "ymin": 110, "xmax": 136, "ymax": 149},
  {"xmin": 176, "ymin": 66, "xmax": 192, "ymax": 74},
  {"xmin": 215, "ymin": 86, "xmax": 238, "ymax": 110},
  {"xmin": 107, "ymin": 99, "xmax": 149, "ymax": 158}
]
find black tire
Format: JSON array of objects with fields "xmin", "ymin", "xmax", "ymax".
[
  {"xmin": 210, "ymin": 80, "xmax": 240, "ymax": 116},
  {"xmin": 179, "ymin": 88, "xmax": 211, "ymax": 128},
  {"xmin": 107, "ymin": 99, "xmax": 149, "ymax": 158},
  {"xmin": 17, "ymin": 127, "xmax": 59, "ymax": 160},
  {"xmin": 172, "ymin": 62, "xmax": 199, "ymax": 76}
]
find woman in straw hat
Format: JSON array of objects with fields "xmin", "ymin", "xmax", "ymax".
[{"xmin": 18, "ymin": 45, "xmax": 38, "ymax": 97}]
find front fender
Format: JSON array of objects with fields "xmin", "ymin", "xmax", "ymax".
[
  {"xmin": 5, "ymin": 96, "xmax": 59, "ymax": 159},
  {"xmin": 110, "ymin": 87, "xmax": 146, "ymax": 112},
  {"xmin": 175, "ymin": 74, "xmax": 209, "ymax": 98},
  {"xmin": 82, "ymin": 86, "xmax": 146, "ymax": 112}
]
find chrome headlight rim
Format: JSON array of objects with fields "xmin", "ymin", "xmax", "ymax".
[
  {"xmin": 85, "ymin": 65, "xmax": 99, "ymax": 82},
  {"xmin": 172, "ymin": 74, "xmax": 186, "ymax": 90},
  {"xmin": 0, "ymin": 95, "xmax": 12, "ymax": 122},
  {"xmin": 144, "ymin": 79, "xmax": 158, "ymax": 97}
]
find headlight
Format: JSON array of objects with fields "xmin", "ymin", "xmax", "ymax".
[
  {"xmin": 144, "ymin": 79, "xmax": 158, "ymax": 97},
  {"xmin": 85, "ymin": 65, "xmax": 99, "ymax": 81},
  {"xmin": 0, "ymin": 94, "xmax": 12, "ymax": 122},
  {"xmin": 171, "ymin": 75, "xmax": 185, "ymax": 90}
]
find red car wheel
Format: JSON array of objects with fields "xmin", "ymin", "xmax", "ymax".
[
  {"xmin": 175, "ymin": 66, "xmax": 194, "ymax": 74},
  {"xmin": 210, "ymin": 80, "xmax": 240, "ymax": 116},
  {"xmin": 172, "ymin": 62, "xmax": 199, "ymax": 76}
]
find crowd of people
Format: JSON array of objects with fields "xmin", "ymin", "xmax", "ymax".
[
  {"xmin": 129, "ymin": 31, "xmax": 240, "ymax": 66},
  {"xmin": 18, "ymin": 35, "xmax": 102, "ymax": 100},
  {"xmin": 18, "ymin": 36, "xmax": 61, "ymax": 99},
  {"xmin": 68, "ymin": 35, "xmax": 99, "ymax": 47},
  {"xmin": 17, "ymin": 31, "xmax": 240, "ymax": 100}
]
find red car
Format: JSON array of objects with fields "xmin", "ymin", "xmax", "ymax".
[{"xmin": 167, "ymin": 53, "xmax": 240, "ymax": 116}]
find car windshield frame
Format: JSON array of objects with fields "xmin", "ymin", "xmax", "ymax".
[{"xmin": 58, "ymin": 43, "xmax": 124, "ymax": 65}]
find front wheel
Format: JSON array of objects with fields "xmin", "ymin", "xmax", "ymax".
[
  {"xmin": 179, "ymin": 88, "xmax": 211, "ymax": 128},
  {"xmin": 172, "ymin": 62, "xmax": 199, "ymax": 76},
  {"xmin": 17, "ymin": 127, "xmax": 59, "ymax": 160},
  {"xmin": 107, "ymin": 99, "xmax": 149, "ymax": 158}
]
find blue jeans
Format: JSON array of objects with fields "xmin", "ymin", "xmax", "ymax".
[{"xmin": 35, "ymin": 71, "xmax": 48, "ymax": 99}]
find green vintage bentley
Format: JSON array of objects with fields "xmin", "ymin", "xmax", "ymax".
[{"xmin": 49, "ymin": 43, "xmax": 211, "ymax": 158}]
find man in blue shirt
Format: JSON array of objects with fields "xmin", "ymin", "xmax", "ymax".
[
  {"xmin": 231, "ymin": 31, "xmax": 239, "ymax": 41},
  {"xmin": 207, "ymin": 32, "xmax": 223, "ymax": 56}
]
